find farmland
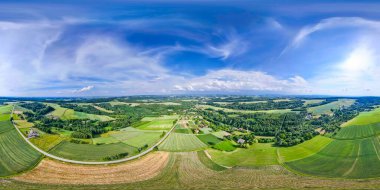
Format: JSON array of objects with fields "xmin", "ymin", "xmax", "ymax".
[
  {"xmin": 307, "ymin": 99, "xmax": 356, "ymax": 115},
  {"xmin": 0, "ymin": 96, "xmax": 379, "ymax": 189},
  {"xmin": 278, "ymin": 135, "xmax": 333, "ymax": 162},
  {"xmin": 0, "ymin": 118, "xmax": 42, "ymax": 177},
  {"xmin": 342, "ymin": 107, "xmax": 380, "ymax": 127},
  {"xmin": 47, "ymin": 103, "xmax": 114, "ymax": 121},
  {"xmin": 285, "ymin": 137, "xmax": 380, "ymax": 178},
  {"xmin": 208, "ymin": 143, "xmax": 278, "ymax": 167},
  {"xmin": 14, "ymin": 152, "xmax": 169, "ymax": 184},
  {"xmin": 158, "ymin": 133, "xmax": 208, "ymax": 151},
  {"xmin": 49, "ymin": 141, "xmax": 138, "ymax": 161}
]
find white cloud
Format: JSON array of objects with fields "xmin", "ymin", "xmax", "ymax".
[
  {"xmin": 174, "ymin": 69, "xmax": 307, "ymax": 93},
  {"xmin": 73, "ymin": 85, "xmax": 94, "ymax": 93},
  {"xmin": 281, "ymin": 17, "xmax": 380, "ymax": 55}
]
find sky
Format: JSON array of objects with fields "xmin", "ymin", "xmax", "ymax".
[{"xmin": 1, "ymin": 0, "xmax": 380, "ymax": 97}]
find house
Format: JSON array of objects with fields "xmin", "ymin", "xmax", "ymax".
[
  {"xmin": 237, "ymin": 138, "xmax": 245, "ymax": 144},
  {"xmin": 28, "ymin": 128, "xmax": 39, "ymax": 138}
]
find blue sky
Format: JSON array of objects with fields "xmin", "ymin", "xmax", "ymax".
[{"xmin": 1, "ymin": 0, "xmax": 380, "ymax": 96}]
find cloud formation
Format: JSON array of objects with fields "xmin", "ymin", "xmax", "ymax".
[{"xmin": 174, "ymin": 69, "xmax": 307, "ymax": 94}]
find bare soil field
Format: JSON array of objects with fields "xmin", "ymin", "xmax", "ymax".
[{"xmin": 13, "ymin": 152, "xmax": 169, "ymax": 185}]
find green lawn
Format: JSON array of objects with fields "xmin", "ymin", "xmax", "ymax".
[
  {"xmin": 158, "ymin": 133, "xmax": 208, "ymax": 152},
  {"xmin": 278, "ymin": 135, "xmax": 333, "ymax": 162},
  {"xmin": 208, "ymin": 143, "xmax": 278, "ymax": 167},
  {"xmin": 307, "ymin": 99, "xmax": 355, "ymax": 115},
  {"xmin": 49, "ymin": 141, "xmax": 138, "ymax": 161}
]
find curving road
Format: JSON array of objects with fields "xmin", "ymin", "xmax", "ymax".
[{"xmin": 11, "ymin": 105, "xmax": 177, "ymax": 165}]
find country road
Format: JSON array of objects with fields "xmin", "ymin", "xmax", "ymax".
[{"xmin": 11, "ymin": 105, "xmax": 178, "ymax": 165}]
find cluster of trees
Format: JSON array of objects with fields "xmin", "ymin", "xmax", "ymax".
[
  {"xmin": 20, "ymin": 102, "xmax": 54, "ymax": 121},
  {"xmin": 199, "ymin": 110, "xmax": 318, "ymax": 147},
  {"xmin": 103, "ymin": 152, "xmax": 129, "ymax": 161},
  {"xmin": 228, "ymin": 133, "xmax": 255, "ymax": 148},
  {"xmin": 207, "ymin": 100, "xmax": 304, "ymax": 111},
  {"xmin": 58, "ymin": 103, "xmax": 108, "ymax": 115},
  {"xmin": 33, "ymin": 118, "xmax": 110, "ymax": 137}
]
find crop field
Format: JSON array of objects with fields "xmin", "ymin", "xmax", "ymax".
[
  {"xmin": 302, "ymin": 99, "xmax": 325, "ymax": 106},
  {"xmin": 307, "ymin": 99, "xmax": 355, "ymax": 115},
  {"xmin": 208, "ymin": 143, "xmax": 278, "ymax": 167},
  {"xmin": 47, "ymin": 103, "xmax": 114, "ymax": 121},
  {"xmin": 197, "ymin": 134, "xmax": 222, "ymax": 145},
  {"xmin": 199, "ymin": 127, "xmax": 213, "ymax": 134},
  {"xmin": 123, "ymin": 132, "xmax": 162, "ymax": 148},
  {"xmin": 285, "ymin": 137, "xmax": 380, "ymax": 178},
  {"xmin": 13, "ymin": 120, "xmax": 34, "ymax": 128},
  {"xmin": 212, "ymin": 140, "xmax": 237, "ymax": 151},
  {"xmin": 49, "ymin": 141, "xmax": 138, "ymax": 161},
  {"xmin": 278, "ymin": 135, "xmax": 333, "ymax": 162},
  {"xmin": 197, "ymin": 151, "xmax": 226, "ymax": 171},
  {"xmin": 29, "ymin": 133, "xmax": 65, "ymax": 151},
  {"xmin": 110, "ymin": 127, "xmax": 165, "ymax": 147},
  {"xmin": 2, "ymin": 151, "xmax": 380, "ymax": 189},
  {"xmin": 137, "ymin": 119, "xmax": 175, "ymax": 130},
  {"xmin": 14, "ymin": 152, "xmax": 170, "ymax": 184},
  {"xmin": 141, "ymin": 115, "xmax": 179, "ymax": 121},
  {"xmin": 334, "ymin": 124, "xmax": 380, "ymax": 140},
  {"xmin": 0, "ymin": 125, "xmax": 42, "ymax": 177},
  {"xmin": 342, "ymin": 107, "xmax": 380, "ymax": 127},
  {"xmin": 158, "ymin": 133, "xmax": 207, "ymax": 152},
  {"xmin": 212, "ymin": 130, "xmax": 230, "ymax": 139},
  {"xmin": 0, "ymin": 105, "xmax": 12, "ymax": 121}
]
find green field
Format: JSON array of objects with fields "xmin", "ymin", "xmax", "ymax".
[
  {"xmin": 334, "ymin": 124, "xmax": 380, "ymax": 140},
  {"xmin": 197, "ymin": 151, "xmax": 226, "ymax": 171},
  {"xmin": 212, "ymin": 130, "xmax": 230, "ymax": 139},
  {"xmin": 342, "ymin": 107, "xmax": 380, "ymax": 127},
  {"xmin": 137, "ymin": 119, "xmax": 175, "ymax": 130},
  {"xmin": 307, "ymin": 99, "xmax": 355, "ymax": 115},
  {"xmin": 29, "ymin": 133, "xmax": 65, "ymax": 151},
  {"xmin": 278, "ymin": 135, "xmax": 333, "ymax": 162},
  {"xmin": 0, "ymin": 104, "xmax": 12, "ymax": 121},
  {"xmin": 141, "ymin": 115, "xmax": 179, "ymax": 121},
  {"xmin": 123, "ymin": 132, "xmax": 162, "ymax": 148},
  {"xmin": 158, "ymin": 133, "xmax": 208, "ymax": 152},
  {"xmin": 208, "ymin": 143, "xmax": 278, "ymax": 167},
  {"xmin": 47, "ymin": 103, "xmax": 114, "ymax": 121},
  {"xmin": 0, "ymin": 121, "xmax": 42, "ymax": 177},
  {"xmin": 286, "ymin": 137, "xmax": 380, "ymax": 178},
  {"xmin": 212, "ymin": 140, "xmax": 237, "ymax": 151},
  {"xmin": 302, "ymin": 99, "xmax": 325, "ymax": 106},
  {"xmin": 197, "ymin": 134, "xmax": 222, "ymax": 145},
  {"xmin": 49, "ymin": 141, "xmax": 138, "ymax": 161}
]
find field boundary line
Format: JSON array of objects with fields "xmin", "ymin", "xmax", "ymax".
[
  {"xmin": 10, "ymin": 105, "xmax": 179, "ymax": 165},
  {"xmin": 372, "ymin": 137, "xmax": 380, "ymax": 161},
  {"xmin": 343, "ymin": 144, "xmax": 361, "ymax": 177}
]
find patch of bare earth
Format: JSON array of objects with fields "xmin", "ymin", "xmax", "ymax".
[{"xmin": 14, "ymin": 152, "xmax": 169, "ymax": 185}]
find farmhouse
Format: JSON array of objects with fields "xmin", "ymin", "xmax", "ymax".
[{"xmin": 27, "ymin": 128, "xmax": 39, "ymax": 138}]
